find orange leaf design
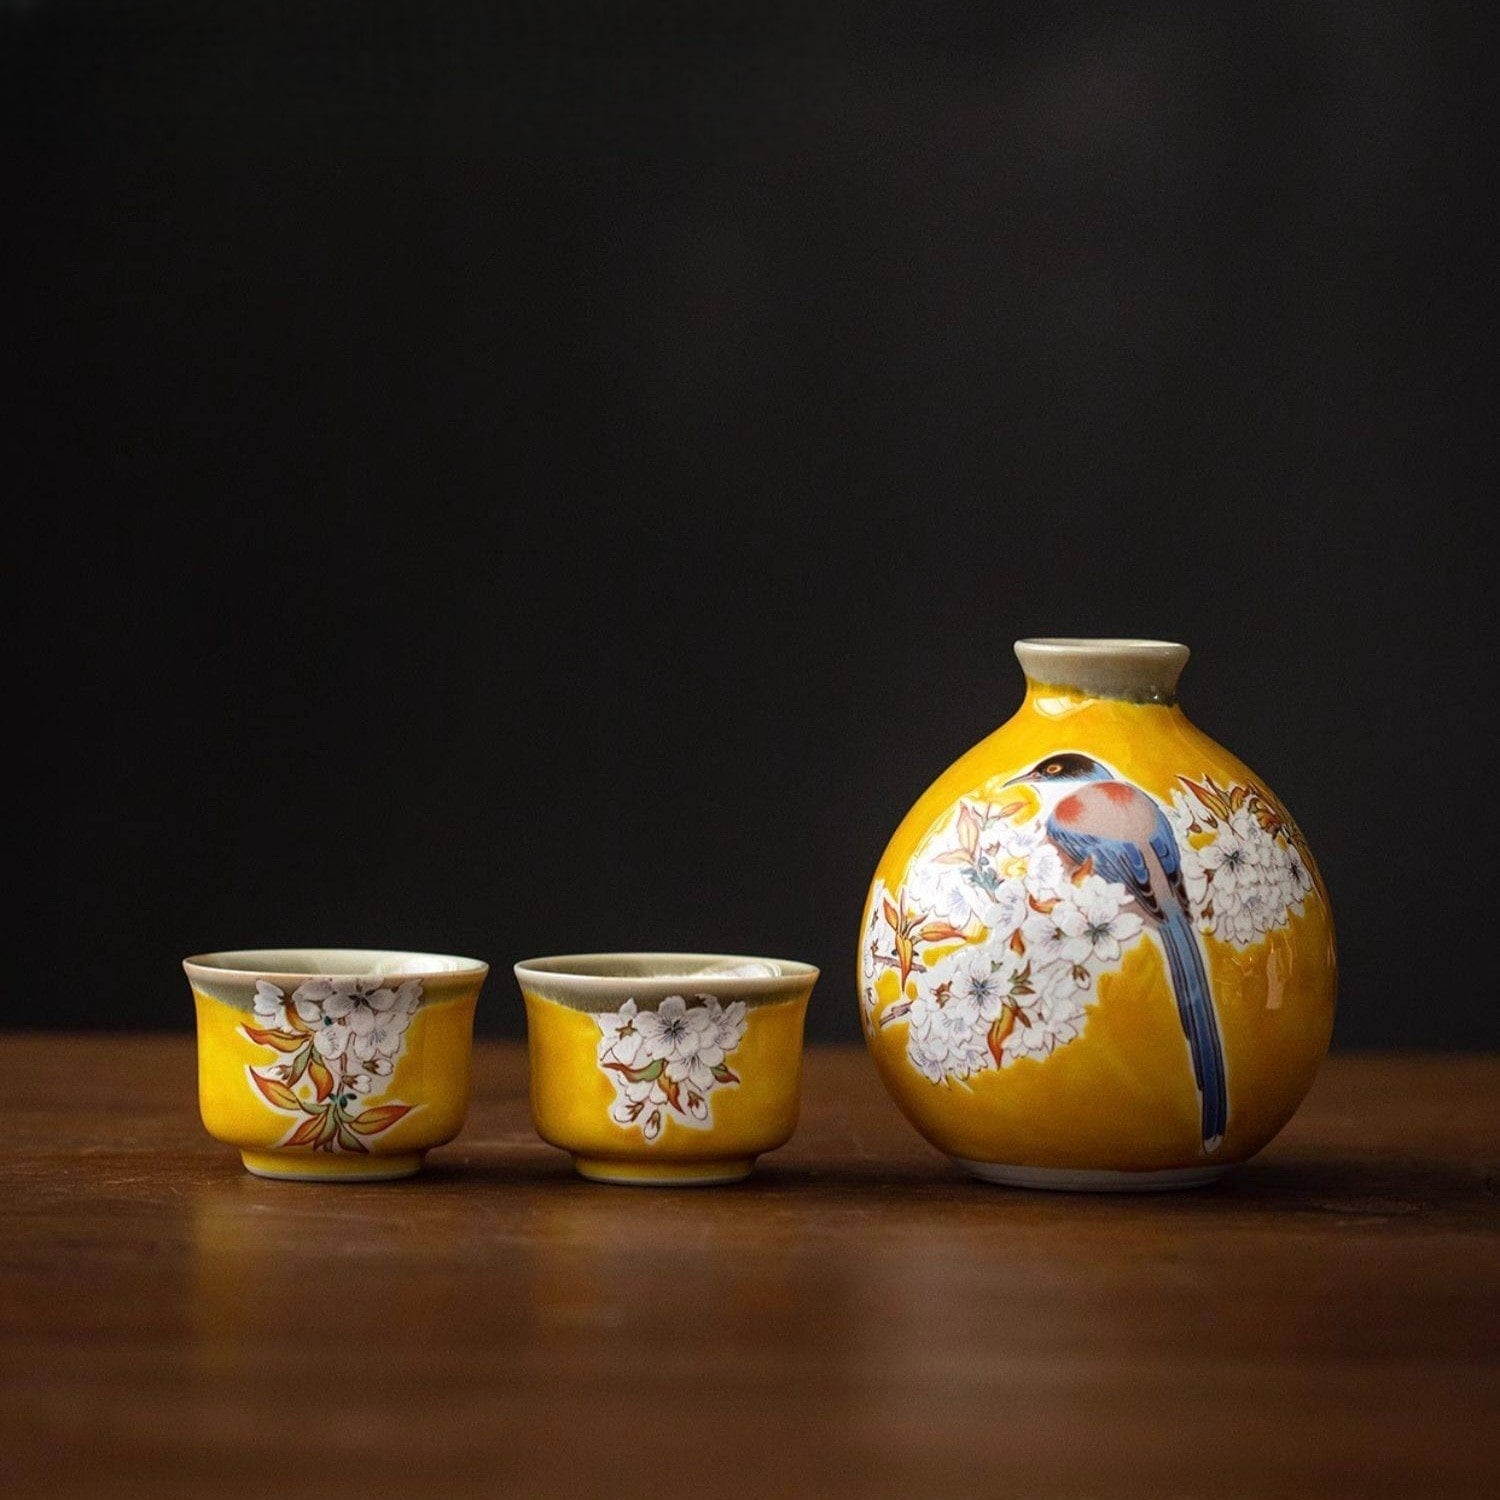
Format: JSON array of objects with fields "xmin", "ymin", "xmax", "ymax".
[
  {"xmin": 284, "ymin": 1110, "xmax": 327, "ymax": 1148},
  {"xmin": 895, "ymin": 932, "xmax": 915, "ymax": 988},
  {"xmin": 284, "ymin": 1006, "xmax": 313, "ymax": 1035},
  {"xmin": 1180, "ymin": 776, "xmax": 1232, "ymax": 821},
  {"xmin": 1009, "ymin": 928, "xmax": 1026, "ymax": 955},
  {"xmin": 250, "ymin": 1070, "xmax": 305, "ymax": 1113},
  {"xmin": 956, "ymin": 803, "xmax": 981, "ymax": 856},
  {"xmin": 918, "ymin": 920, "xmax": 966, "ymax": 944},
  {"xmin": 987, "ymin": 1009, "xmax": 1016, "ymax": 1067},
  {"xmin": 1071, "ymin": 856, "xmax": 1095, "ymax": 884},
  {"xmin": 242, "ymin": 1025, "xmax": 308, "ymax": 1054},
  {"xmin": 308, "ymin": 1057, "xmax": 335, "ymax": 1102},
  {"xmin": 346, "ymin": 1103, "xmax": 415, "ymax": 1136},
  {"xmin": 881, "ymin": 897, "xmax": 898, "ymax": 928}
]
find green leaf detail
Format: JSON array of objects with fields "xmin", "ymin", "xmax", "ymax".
[{"xmin": 603, "ymin": 1056, "xmax": 665, "ymax": 1084}]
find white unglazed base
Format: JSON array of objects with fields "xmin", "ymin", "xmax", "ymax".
[{"xmin": 955, "ymin": 1159, "xmax": 1231, "ymax": 1193}]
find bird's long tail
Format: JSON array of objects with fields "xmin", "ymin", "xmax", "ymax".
[{"xmin": 1160, "ymin": 907, "xmax": 1227, "ymax": 1152}]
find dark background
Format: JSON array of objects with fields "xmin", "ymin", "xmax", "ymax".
[{"xmin": 7, "ymin": 1, "xmax": 1493, "ymax": 1046}]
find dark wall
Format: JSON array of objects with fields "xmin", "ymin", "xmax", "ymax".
[{"xmin": 8, "ymin": 2, "xmax": 1493, "ymax": 1045}]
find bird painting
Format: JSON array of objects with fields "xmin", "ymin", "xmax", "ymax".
[{"xmin": 1005, "ymin": 753, "xmax": 1228, "ymax": 1152}]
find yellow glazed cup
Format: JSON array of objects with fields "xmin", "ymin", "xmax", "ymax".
[
  {"xmin": 186, "ymin": 949, "xmax": 488, "ymax": 1182},
  {"xmin": 515, "ymin": 952, "xmax": 817, "ymax": 1186}
]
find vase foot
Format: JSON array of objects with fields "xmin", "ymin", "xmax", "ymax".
[
  {"xmin": 239, "ymin": 1149, "xmax": 426, "ymax": 1182},
  {"xmin": 571, "ymin": 1155, "xmax": 755, "ymax": 1187},
  {"xmin": 954, "ymin": 1159, "xmax": 1231, "ymax": 1193}
]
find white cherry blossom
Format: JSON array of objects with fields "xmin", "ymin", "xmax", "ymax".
[
  {"xmin": 595, "ymin": 993, "xmax": 747, "ymax": 1139},
  {"xmin": 252, "ymin": 980, "xmax": 284, "ymax": 1022},
  {"xmin": 635, "ymin": 995, "xmax": 712, "ymax": 1064},
  {"xmin": 312, "ymin": 1017, "xmax": 352, "ymax": 1061},
  {"xmin": 1056, "ymin": 876, "xmax": 1143, "ymax": 967},
  {"xmin": 352, "ymin": 1003, "xmax": 413, "ymax": 1063},
  {"xmin": 1000, "ymin": 971, "xmax": 1087, "ymax": 1066},
  {"xmin": 974, "ymin": 879, "xmax": 1029, "ymax": 942}
]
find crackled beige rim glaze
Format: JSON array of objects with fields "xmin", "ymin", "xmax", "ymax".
[
  {"xmin": 514, "ymin": 951, "xmax": 819, "ymax": 1014},
  {"xmin": 1015, "ymin": 638, "xmax": 1190, "ymax": 704},
  {"xmin": 184, "ymin": 948, "xmax": 488, "ymax": 1010}
]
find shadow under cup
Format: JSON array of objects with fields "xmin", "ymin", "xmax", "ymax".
[
  {"xmin": 515, "ymin": 952, "xmax": 818, "ymax": 1186},
  {"xmin": 185, "ymin": 948, "xmax": 487, "ymax": 1182}
]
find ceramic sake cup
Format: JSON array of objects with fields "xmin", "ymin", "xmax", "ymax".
[
  {"xmin": 515, "ymin": 952, "xmax": 818, "ymax": 1186},
  {"xmin": 186, "ymin": 949, "xmax": 488, "ymax": 1181}
]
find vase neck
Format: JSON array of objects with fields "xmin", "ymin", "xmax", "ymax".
[{"xmin": 1014, "ymin": 638, "xmax": 1189, "ymax": 705}]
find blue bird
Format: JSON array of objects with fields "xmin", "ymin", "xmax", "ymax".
[{"xmin": 1006, "ymin": 753, "xmax": 1227, "ymax": 1152}]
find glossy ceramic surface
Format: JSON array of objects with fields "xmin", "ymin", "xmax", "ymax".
[
  {"xmin": 186, "ymin": 949, "xmax": 487, "ymax": 1180},
  {"xmin": 859, "ymin": 639, "xmax": 1336, "ymax": 1189},
  {"xmin": 515, "ymin": 953, "xmax": 817, "ymax": 1185}
]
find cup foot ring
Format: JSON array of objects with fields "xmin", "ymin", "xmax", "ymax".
[
  {"xmin": 571, "ymin": 1155, "xmax": 755, "ymax": 1187},
  {"xmin": 239, "ymin": 1149, "xmax": 426, "ymax": 1182}
]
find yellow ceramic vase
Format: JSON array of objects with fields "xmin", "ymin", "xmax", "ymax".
[
  {"xmin": 187, "ymin": 949, "xmax": 487, "ymax": 1181},
  {"xmin": 859, "ymin": 639, "xmax": 1336, "ymax": 1190}
]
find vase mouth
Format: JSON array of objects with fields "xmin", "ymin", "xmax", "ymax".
[{"xmin": 1014, "ymin": 638, "xmax": 1189, "ymax": 703}]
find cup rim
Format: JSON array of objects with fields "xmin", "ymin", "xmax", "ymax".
[
  {"xmin": 184, "ymin": 948, "xmax": 489, "ymax": 982},
  {"xmin": 513, "ymin": 951, "xmax": 819, "ymax": 994}
]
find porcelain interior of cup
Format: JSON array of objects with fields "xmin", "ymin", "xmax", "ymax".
[
  {"xmin": 186, "ymin": 948, "xmax": 488, "ymax": 1182},
  {"xmin": 515, "ymin": 952, "xmax": 818, "ymax": 1186},
  {"xmin": 513, "ymin": 950, "xmax": 817, "ymax": 1009}
]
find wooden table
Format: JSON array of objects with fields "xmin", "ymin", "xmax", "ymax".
[{"xmin": 1, "ymin": 1038, "xmax": 1495, "ymax": 1499}]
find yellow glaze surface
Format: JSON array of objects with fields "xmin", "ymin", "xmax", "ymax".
[
  {"xmin": 194, "ymin": 989, "xmax": 478, "ymax": 1169},
  {"xmin": 523, "ymin": 991, "xmax": 809, "ymax": 1175},
  {"xmin": 863, "ymin": 681, "xmax": 1337, "ymax": 1173}
]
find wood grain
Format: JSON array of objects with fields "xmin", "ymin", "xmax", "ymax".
[{"xmin": 1, "ymin": 1037, "xmax": 1496, "ymax": 1499}]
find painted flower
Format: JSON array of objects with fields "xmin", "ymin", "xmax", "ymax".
[
  {"xmin": 943, "ymin": 948, "xmax": 1015, "ymax": 1026},
  {"xmin": 971, "ymin": 878, "xmax": 1029, "ymax": 941},
  {"xmin": 635, "ymin": 995, "xmax": 713, "ymax": 1064},
  {"xmin": 291, "ymin": 977, "xmax": 336, "ymax": 1024},
  {"xmin": 705, "ymin": 997, "xmax": 748, "ymax": 1056},
  {"xmin": 1019, "ymin": 908, "xmax": 1074, "ymax": 974},
  {"xmin": 241, "ymin": 974, "xmax": 420, "ymax": 1152},
  {"xmin": 1056, "ymin": 876, "xmax": 1143, "ymax": 967},
  {"xmin": 906, "ymin": 986, "xmax": 991, "ymax": 1083},
  {"xmin": 1197, "ymin": 822, "xmax": 1253, "ymax": 895},
  {"xmin": 1177, "ymin": 841, "xmax": 1209, "ymax": 910},
  {"xmin": 252, "ymin": 980, "xmax": 284, "ymax": 1022},
  {"xmin": 351, "ymin": 1003, "xmax": 413, "ymax": 1062},
  {"xmin": 312, "ymin": 1017, "xmax": 352, "ymax": 1060},
  {"xmin": 647, "ymin": 996, "xmax": 741, "ymax": 1091},
  {"xmin": 596, "ymin": 993, "xmax": 746, "ymax": 1139},
  {"xmin": 1000, "ymin": 968, "xmax": 1088, "ymax": 1066},
  {"xmin": 1021, "ymin": 842, "xmax": 1067, "ymax": 898},
  {"xmin": 597, "ymin": 998, "xmax": 647, "ymax": 1068}
]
